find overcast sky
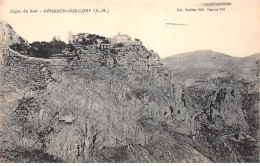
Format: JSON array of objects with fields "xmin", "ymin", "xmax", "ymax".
[{"xmin": 1, "ymin": 0, "xmax": 260, "ymax": 58}]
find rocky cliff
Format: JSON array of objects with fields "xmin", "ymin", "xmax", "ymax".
[
  {"xmin": 0, "ymin": 23, "xmax": 258, "ymax": 163},
  {"xmin": 162, "ymin": 51, "xmax": 259, "ymax": 162},
  {"xmin": 0, "ymin": 33, "xmax": 205, "ymax": 162},
  {"xmin": 179, "ymin": 76, "xmax": 259, "ymax": 162},
  {"xmin": 0, "ymin": 21, "xmax": 29, "ymax": 46}
]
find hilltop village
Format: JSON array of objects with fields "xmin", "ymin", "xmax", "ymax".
[
  {"xmin": 5, "ymin": 31, "xmax": 161, "ymax": 72},
  {"xmin": 49, "ymin": 32, "xmax": 162, "ymax": 72},
  {"xmin": 49, "ymin": 32, "xmax": 144, "ymax": 58},
  {"xmin": 0, "ymin": 21, "xmax": 160, "ymax": 71}
]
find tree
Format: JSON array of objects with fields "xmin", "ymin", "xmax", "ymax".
[
  {"xmin": 10, "ymin": 43, "xmax": 24, "ymax": 52},
  {"xmin": 116, "ymin": 43, "xmax": 124, "ymax": 47},
  {"xmin": 10, "ymin": 38, "xmax": 69, "ymax": 59},
  {"xmin": 68, "ymin": 31, "xmax": 73, "ymax": 43},
  {"xmin": 67, "ymin": 43, "xmax": 76, "ymax": 52},
  {"xmin": 79, "ymin": 38, "xmax": 87, "ymax": 45}
]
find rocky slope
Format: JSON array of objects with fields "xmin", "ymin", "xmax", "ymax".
[
  {"xmin": 0, "ymin": 30, "xmax": 209, "ymax": 162},
  {"xmin": 162, "ymin": 50, "xmax": 259, "ymax": 162},
  {"xmin": 0, "ymin": 23, "xmax": 258, "ymax": 163},
  {"xmin": 0, "ymin": 21, "xmax": 29, "ymax": 46},
  {"xmin": 181, "ymin": 76, "xmax": 259, "ymax": 162}
]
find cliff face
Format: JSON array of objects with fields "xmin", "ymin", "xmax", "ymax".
[
  {"xmin": 1, "ymin": 39, "xmax": 205, "ymax": 162},
  {"xmin": 163, "ymin": 51, "xmax": 259, "ymax": 162},
  {"xmin": 0, "ymin": 21, "xmax": 29, "ymax": 46},
  {"xmin": 182, "ymin": 77, "xmax": 259, "ymax": 162}
]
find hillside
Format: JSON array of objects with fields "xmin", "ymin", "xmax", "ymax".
[
  {"xmin": 162, "ymin": 50, "xmax": 259, "ymax": 162},
  {"xmin": 162, "ymin": 50, "xmax": 260, "ymax": 81},
  {"xmin": 1, "ymin": 34, "xmax": 211, "ymax": 162},
  {"xmin": 0, "ymin": 21, "xmax": 29, "ymax": 46},
  {"xmin": 0, "ymin": 22, "xmax": 259, "ymax": 163}
]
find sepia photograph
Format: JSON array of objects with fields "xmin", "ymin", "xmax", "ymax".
[{"xmin": 0, "ymin": 0, "xmax": 259, "ymax": 163}]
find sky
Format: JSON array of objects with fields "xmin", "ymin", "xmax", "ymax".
[{"xmin": 0, "ymin": 0, "xmax": 260, "ymax": 58}]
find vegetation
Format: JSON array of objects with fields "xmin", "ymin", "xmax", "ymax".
[
  {"xmin": 9, "ymin": 33, "xmax": 111, "ymax": 58},
  {"xmin": 67, "ymin": 43, "xmax": 76, "ymax": 52},
  {"xmin": 10, "ymin": 39, "xmax": 67, "ymax": 59},
  {"xmin": 110, "ymin": 49, "xmax": 118, "ymax": 55},
  {"xmin": 78, "ymin": 34, "xmax": 110, "ymax": 46},
  {"xmin": 115, "ymin": 43, "xmax": 124, "ymax": 47}
]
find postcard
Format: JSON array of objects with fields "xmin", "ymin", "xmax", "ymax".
[{"xmin": 0, "ymin": 0, "xmax": 259, "ymax": 163}]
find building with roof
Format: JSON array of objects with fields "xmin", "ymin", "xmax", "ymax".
[{"xmin": 111, "ymin": 32, "xmax": 131, "ymax": 44}]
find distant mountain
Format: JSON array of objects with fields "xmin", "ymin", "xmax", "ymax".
[
  {"xmin": 0, "ymin": 21, "xmax": 29, "ymax": 46},
  {"xmin": 162, "ymin": 50, "xmax": 260, "ymax": 81}
]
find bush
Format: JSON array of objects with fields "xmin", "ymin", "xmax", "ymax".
[
  {"xmin": 9, "ymin": 43, "xmax": 29, "ymax": 54},
  {"xmin": 67, "ymin": 43, "xmax": 76, "ymax": 52},
  {"xmin": 115, "ymin": 43, "xmax": 124, "ymax": 47},
  {"xmin": 10, "ymin": 39, "xmax": 67, "ymax": 59}
]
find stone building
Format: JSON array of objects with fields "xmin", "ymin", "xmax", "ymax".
[
  {"xmin": 99, "ymin": 43, "xmax": 112, "ymax": 49},
  {"xmin": 111, "ymin": 32, "xmax": 131, "ymax": 44},
  {"xmin": 72, "ymin": 33, "xmax": 90, "ymax": 43}
]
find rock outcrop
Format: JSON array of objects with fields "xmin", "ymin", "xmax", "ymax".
[
  {"xmin": 163, "ymin": 50, "xmax": 259, "ymax": 162},
  {"xmin": 0, "ymin": 21, "xmax": 29, "ymax": 46},
  {"xmin": 1, "ymin": 33, "xmax": 196, "ymax": 162}
]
